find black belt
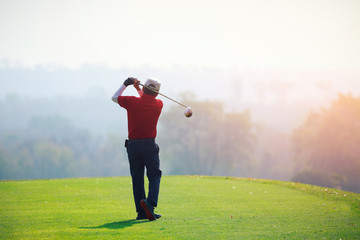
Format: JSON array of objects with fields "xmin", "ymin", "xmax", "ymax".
[
  {"xmin": 125, "ymin": 138, "xmax": 155, "ymax": 148},
  {"xmin": 128, "ymin": 138, "xmax": 155, "ymax": 142}
]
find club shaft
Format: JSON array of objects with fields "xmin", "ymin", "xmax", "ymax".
[{"xmin": 138, "ymin": 83, "xmax": 187, "ymax": 108}]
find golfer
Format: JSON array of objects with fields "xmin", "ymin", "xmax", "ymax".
[{"xmin": 111, "ymin": 77, "xmax": 163, "ymax": 221}]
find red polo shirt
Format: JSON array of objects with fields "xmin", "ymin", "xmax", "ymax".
[{"xmin": 117, "ymin": 94, "xmax": 163, "ymax": 139}]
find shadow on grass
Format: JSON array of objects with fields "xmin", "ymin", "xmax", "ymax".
[{"xmin": 80, "ymin": 219, "xmax": 148, "ymax": 230}]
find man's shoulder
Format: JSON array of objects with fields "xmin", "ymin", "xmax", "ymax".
[
  {"xmin": 119, "ymin": 95, "xmax": 140, "ymax": 101},
  {"xmin": 156, "ymin": 98, "xmax": 163, "ymax": 107},
  {"xmin": 118, "ymin": 95, "xmax": 140, "ymax": 106}
]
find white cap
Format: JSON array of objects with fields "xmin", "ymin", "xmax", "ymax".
[{"xmin": 145, "ymin": 77, "xmax": 161, "ymax": 92}]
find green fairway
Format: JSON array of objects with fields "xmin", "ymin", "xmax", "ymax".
[{"xmin": 1, "ymin": 176, "xmax": 359, "ymax": 239}]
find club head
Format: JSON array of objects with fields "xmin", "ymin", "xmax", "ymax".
[{"xmin": 184, "ymin": 107, "xmax": 192, "ymax": 118}]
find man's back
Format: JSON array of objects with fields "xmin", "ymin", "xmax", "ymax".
[{"xmin": 118, "ymin": 93, "xmax": 163, "ymax": 139}]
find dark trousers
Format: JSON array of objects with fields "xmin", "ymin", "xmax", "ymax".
[{"xmin": 126, "ymin": 139, "xmax": 162, "ymax": 214}]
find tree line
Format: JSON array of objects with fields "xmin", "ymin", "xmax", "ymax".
[
  {"xmin": 1, "ymin": 93, "xmax": 360, "ymax": 193},
  {"xmin": 0, "ymin": 115, "xmax": 130, "ymax": 179},
  {"xmin": 291, "ymin": 93, "xmax": 360, "ymax": 192},
  {"xmin": 158, "ymin": 93, "xmax": 256, "ymax": 177}
]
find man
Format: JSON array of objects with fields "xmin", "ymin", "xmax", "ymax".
[{"xmin": 111, "ymin": 77, "xmax": 163, "ymax": 221}]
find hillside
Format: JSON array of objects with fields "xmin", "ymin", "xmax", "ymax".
[{"xmin": 1, "ymin": 176, "xmax": 359, "ymax": 239}]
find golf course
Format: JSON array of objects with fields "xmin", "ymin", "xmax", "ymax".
[{"xmin": 1, "ymin": 176, "xmax": 359, "ymax": 239}]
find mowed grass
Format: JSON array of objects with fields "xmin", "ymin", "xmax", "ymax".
[{"xmin": 1, "ymin": 176, "xmax": 359, "ymax": 239}]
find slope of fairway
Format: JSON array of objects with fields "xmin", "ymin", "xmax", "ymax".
[{"xmin": 1, "ymin": 176, "xmax": 359, "ymax": 239}]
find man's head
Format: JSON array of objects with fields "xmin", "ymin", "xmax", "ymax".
[{"xmin": 144, "ymin": 77, "xmax": 161, "ymax": 96}]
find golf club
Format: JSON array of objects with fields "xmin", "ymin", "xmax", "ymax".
[{"xmin": 138, "ymin": 82, "xmax": 192, "ymax": 118}]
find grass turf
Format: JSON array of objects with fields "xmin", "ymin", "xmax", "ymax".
[{"xmin": 0, "ymin": 176, "xmax": 359, "ymax": 239}]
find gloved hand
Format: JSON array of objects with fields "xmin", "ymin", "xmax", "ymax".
[{"xmin": 123, "ymin": 77, "xmax": 137, "ymax": 87}]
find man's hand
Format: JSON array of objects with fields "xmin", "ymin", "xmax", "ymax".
[
  {"xmin": 134, "ymin": 79, "xmax": 141, "ymax": 91},
  {"xmin": 123, "ymin": 77, "xmax": 138, "ymax": 87}
]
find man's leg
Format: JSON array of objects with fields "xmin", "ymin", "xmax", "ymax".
[
  {"xmin": 127, "ymin": 142, "xmax": 146, "ymax": 215},
  {"xmin": 144, "ymin": 142, "xmax": 162, "ymax": 208}
]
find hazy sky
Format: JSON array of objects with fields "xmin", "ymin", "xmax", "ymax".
[{"xmin": 1, "ymin": 0, "xmax": 359, "ymax": 71}]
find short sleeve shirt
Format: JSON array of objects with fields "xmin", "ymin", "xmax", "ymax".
[{"xmin": 117, "ymin": 94, "xmax": 163, "ymax": 139}]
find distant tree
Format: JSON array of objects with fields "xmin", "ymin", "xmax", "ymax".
[
  {"xmin": 292, "ymin": 94, "xmax": 360, "ymax": 192},
  {"xmin": 0, "ymin": 115, "xmax": 130, "ymax": 180},
  {"xmin": 253, "ymin": 127, "xmax": 294, "ymax": 181},
  {"xmin": 92, "ymin": 134, "xmax": 129, "ymax": 177},
  {"xmin": 158, "ymin": 93, "xmax": 256, "ymax": 177},
  {"xmin": 0, "ymin": 148, "xmax": 9, "ymax": 178}
]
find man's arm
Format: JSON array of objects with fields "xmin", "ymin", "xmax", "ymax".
[
  {"xmin": 111, "ymin": 77, "xmax": 138, "ymax": 103},
  {"xmin": 134, "ymin": 79, "xmax": 143, "ymax": 97},
  {"xmin": 111, "ymin": 84, "xmax": 126, "ymax": 103}
]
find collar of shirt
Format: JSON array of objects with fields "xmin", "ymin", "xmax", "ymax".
[{"xmin": 141, "ymin": 94, "xmax": 157, "ymax": 100}]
